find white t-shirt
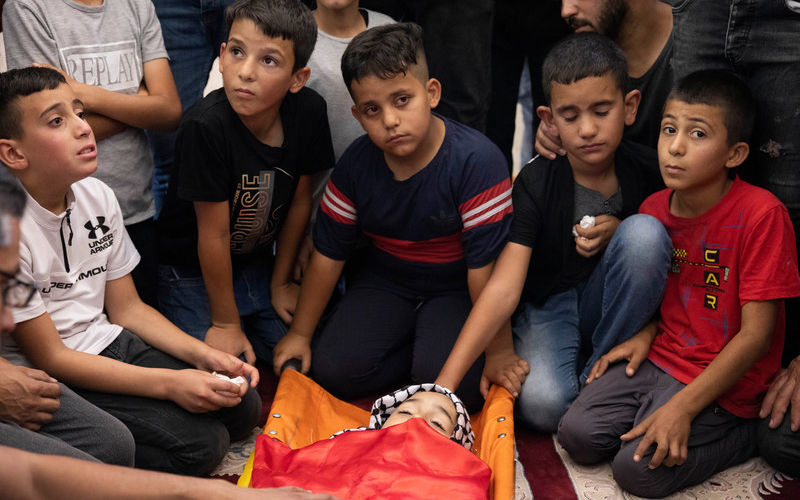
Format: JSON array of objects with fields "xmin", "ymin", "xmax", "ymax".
[{"xmin": 2, "ymin": 178, "xmax": 140, "ymax": 367}]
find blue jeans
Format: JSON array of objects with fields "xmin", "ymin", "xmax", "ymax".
[
  {"xmin": 513, "ymin": 215, "xmax": 671, "ymax": 432},
  {"xmin": 158, "ymin": 256, "xmax": 288, "ymax": 363},
  {"xmin": 148, "ymin": 0, "xmax": 235, "ymax": 217}
]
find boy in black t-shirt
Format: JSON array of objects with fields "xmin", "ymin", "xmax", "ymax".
[
  {"xmin": 436, "ymin": 33, "xmax": 669, "ymax": 432},
  {"xmin": 157, "ymin": 0, "xmax": 335, "ymax": 364}
]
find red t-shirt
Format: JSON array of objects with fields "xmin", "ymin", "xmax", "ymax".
[{"xmin": 640, "ymin": 178, "xmax": 800, "ymax": 418}]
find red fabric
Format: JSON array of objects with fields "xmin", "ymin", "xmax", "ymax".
[
  {"xmin": 640, "ymin": 179, "xmax": 800, "ymax": 417},
  {"xmin": 363, "ymin": 231, "xmax": 464, "ymax": 264},
  {"xmin": 251, "ymin": 418, "xmax": 490, "ymax": 499}
]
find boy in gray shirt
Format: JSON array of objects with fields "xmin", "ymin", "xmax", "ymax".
[{"xmin": 3, "ymin": 0, "xmax": 181, "ymax": 307}]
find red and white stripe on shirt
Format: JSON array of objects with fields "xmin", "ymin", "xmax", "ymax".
[
  {"xmin": 459, "ymin": 179, "xmax": 513, "ymax": 231},
  {"xmin": 320, "ymin": 181, "xmax": 357, "ymax": 225}
]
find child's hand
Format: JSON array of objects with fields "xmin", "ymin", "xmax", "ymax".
[
  {"xmin": 760, "ymin": 355, "xmax": 800, "ymax": 431},
  {"xmin": 168, "ymin": 369, "xmax": 244, "ymax": 413},
  {"xmin": 574, "ymin": 215, "xmax": 621, "ymax": 258},
  {"xmin": 194, "ymin": 347, "xmax": 259, "ymax": 391},
  {"xmin": 204, "ymin": 324, "xmax": 256, "ymax": 365},
  {"xmin": 480, "ymin": 349, "xmax": 530, "ymax": 398},
  {"xmin": 271, "ymin": 282, "xmax": 300, "ymax": 325},
  {"xmin": 273, "ymin": 332, "xmax": 312, "ymax": 376},
  {"xmin": 621, "ymin": 400, "xmax": 693, "ymax": 468},
  {"xmin": 586, "ymin": 330, "xmax": 652, "ymax": 383}
]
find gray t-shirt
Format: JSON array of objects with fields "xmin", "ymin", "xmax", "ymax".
[
  {"xmin": 3, "ymin": 0, "xmax": 168, "ymax": 225},
  {"xmin": 573, "ymin": 181, "xmax": 623, "ymax": 223},
  {"xmin": 307, "ymin": 9, "xmax": 395, "ymax": 162}
]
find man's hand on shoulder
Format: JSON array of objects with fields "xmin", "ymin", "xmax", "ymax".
[
  {"xmin": 760, "ymin": 355, "xmax": 800, "ymax": 431},
  {"xmin": 204, "ymin": 324, "xmax": 256, "ymax": 365},
  {"xmin": 0, "ymin": 359, "xmax": 60, "ymax": 430}
]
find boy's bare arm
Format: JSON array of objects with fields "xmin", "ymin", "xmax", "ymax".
[
  {"xmin": 1, "ymin": 445, "xmax": 340, "ymax": 500},
  {"xmin": 103, "ymin": 273, "xmax": 258, "ymax": 389},
  {"xmin": 195, "ymin": 200, "xmax": 255, "ymax": 364},
  {"xmin": 436, "ymin": 242, "xmax": 532, "ymax": 394},
  {"xmin": 271, "ymin": 175, "xmax": 314, "ymax": 324},
  {"xmin": 272, "ymin": 251, "xmax": 344, "ymax": 375},
  {"xmin": 37, "ymin": 58, "xmax": 181, "ymax": 131},
  {"xmin": 622, "ymin": 300, "xmax": 778, "ymax": 469},
  {"xmin": 12, "ymin": 313, "xmax": 245, "ymax": 412}
]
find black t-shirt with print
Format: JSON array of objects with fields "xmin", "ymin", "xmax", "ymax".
[{"xmin": 158, "ymin": 87, "xmax": 334, "ymax": 268}]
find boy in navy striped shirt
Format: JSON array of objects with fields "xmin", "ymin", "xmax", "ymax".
[{"xmin": 272, "ymin": 23, "xmax": 521, "ymax": 411}]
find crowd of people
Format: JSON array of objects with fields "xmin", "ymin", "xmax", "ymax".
[{"xmin": 1, "ymin": 0, "xmax": 799, "ymax": 497}]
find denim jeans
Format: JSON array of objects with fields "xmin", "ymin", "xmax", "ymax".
[
  {"xmin": 148, "ymin": 0, "xmax": 235, "ymax": 217},
  {"xmin": 513, "ymin": 214, "xmax": 671, "ymax": 432},
  {"xmin": 158, "ymin": 255, "xmax": 288, "ymax": 363},
  {"xmin": 671, "ymin": 0, "xmax": 800, "ymax": 359},
  {"xmin": 75, "ymin": 329, "xmax": 262, "ymax": 476}
]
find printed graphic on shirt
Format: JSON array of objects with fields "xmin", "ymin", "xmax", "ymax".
[
  {"xmin": 84, "ymin": 216, "xmax": 114, "ymax": 255},
  {"xmin": 230, "ymin": 170, "xmax": 277, "ymax": 254},
  {"xmin": 671, "ymin": 242, "xmax": 730, "ymax": 312},
  {"xmin": 60, "ymin": 41, "xmax": 142, "ymax": 92},
  {"xmin": 40, "ymin": 265, "xmax": 108, "ymax": 294}
]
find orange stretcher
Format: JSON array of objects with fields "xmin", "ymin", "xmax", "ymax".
[{"xmin": 238, "ymin": 369, "xmax": 516, "ymax": 500}]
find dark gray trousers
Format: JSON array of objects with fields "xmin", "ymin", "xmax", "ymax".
[{"xmin": 558, "ymin": 360, "xmax": 756, "ymax": 498}]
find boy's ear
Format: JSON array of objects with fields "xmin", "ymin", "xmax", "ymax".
[
  {"xmin": 426, "ymin": 78, "xmax": 442, "ymax": 109},
  {"xmin": 288, "ymin": 67, "xmax": 311, "ymax": 94},
  {"xmin": 725, "ymin": 141, "xmax": 750, "ymax": 169},
  {"xmin": 0, "ymin": 139, "xmax": 29, "ymax": 172},
  {"xmin": 623, "ymin": 89, "xmax": 642, "ymax": 126},
  {"xmin": 537, "ymin": 105, "xmax": 555, "ymax": 129},
  {"xmin": 218, "ymin": 42, "xmax": 227, "ymax": 73}
]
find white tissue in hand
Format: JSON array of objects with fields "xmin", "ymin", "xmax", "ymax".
[
  {"xmin": 572, "ymin": 215, "xmax": 596, "ymax": 238},
  {"xmin": 212, "ymin": 372, "xmax": 245, "ymax": 386}
]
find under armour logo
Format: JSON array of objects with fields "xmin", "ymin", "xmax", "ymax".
[{"xmin": 84, "ymin": 217, "xmax": 110, "ymax": 239}]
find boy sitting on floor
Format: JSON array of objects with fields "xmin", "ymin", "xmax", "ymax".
[
  {"xmin": 156, "ymin": 0, "xmax": 334, "ymax": 364},
  {"xmin": 0, "ymin": 66, "xmax": 260, "ymax": 476},
  {"xmin": 272, "ymin": 22, "xmax": 523, "ymax": 411},
  {"xmin": 557, "ymin": 70, "xmax": 800, "ymax": 497},
  {"xmin": 436, "ymin": 33, "xmax": 667, "ymax": 431}
]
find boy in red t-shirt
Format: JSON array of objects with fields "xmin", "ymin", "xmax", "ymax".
[{"xmin": 557, "ymin": 70, "xmax": 800, "ymax": 497}]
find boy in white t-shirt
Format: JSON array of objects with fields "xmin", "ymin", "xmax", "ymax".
[{"xmin": 0, "ymin": 67, "xmax": 260, "ymax": 476}]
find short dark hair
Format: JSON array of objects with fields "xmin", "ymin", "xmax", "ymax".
[
  {"xmin": 0, "ymin": 167, "xmax": 26, "ymax": 245},
  {"xmin": 667, "ymin": 69, "xmax": 755, "ymax": 145},
  {"xmin": 0, "ymin": 67, "xmax": 66, "ymax": 140},
  {"xmin": 225, "ymin": 0, "xmax": 317, "ymax": 71},
  {"xmin": 341, "ymin": 23, "xmax": 427, "ymax": 93},
  {"xmin": 541, "ymin": 33, "xmax": 628, "ymax": 104}
]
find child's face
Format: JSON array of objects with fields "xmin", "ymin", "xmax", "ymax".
[
  {"xmin": 383, "ymin": 391, "xmax": 457, "ymax": 438},
  {"xmin": 658, "ymin": 99, "xmax": 746, "ymax": 193},
  {"xmin": 0, "ymin": 83, "xmax": 97, "ymax": 185},
  {"xmin": 541, "ymin": 74, "xmax": 638, "ymax": 172},
  {"xmin": 350, "ymin": 70, "xmax": 441, "ymax": 163},
  {"xmin": 219, "ymin": 19, "xmax": 309, "ymax": 124}
]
